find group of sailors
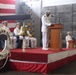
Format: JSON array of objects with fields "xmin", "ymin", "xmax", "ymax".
[{"xmin": 0, "ymin": 21, "xmax": 37, "ymax": 49}]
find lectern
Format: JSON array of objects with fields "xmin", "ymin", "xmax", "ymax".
[
  {"xmin": 48, "ymin": 24, "xmax": 63, "ymax": 50},
  {"xmin": 68, "ymin": 40, "xmax": 76, "ymax": 48}
]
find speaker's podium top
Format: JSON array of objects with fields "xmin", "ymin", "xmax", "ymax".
[
  {"xmin": 48, "ymin": 24, "xmax": 63, "ymax": 50},
  {"xmin": 48, "ymin": 24, "xmax": 63, "ymax": 29}
]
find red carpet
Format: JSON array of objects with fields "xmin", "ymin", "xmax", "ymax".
[
  {"xmin": 9, "ymin": 48, "xmax": 76, "ymax": 74},
  {"xmin": 10, "ymin": 47, "xmax": 73, "ymax": 54},
  {"xmin": 10, "ymin": 48, "xmax": 73, "ymax": 62}
]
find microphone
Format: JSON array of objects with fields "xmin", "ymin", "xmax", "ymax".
[
  {"xmin": 58, "ymin": 18, "xmax": 61, "ymax": 24},
  {"xmin": 51, "ymin": 15, "xmax": 54, "ymax": 17}
]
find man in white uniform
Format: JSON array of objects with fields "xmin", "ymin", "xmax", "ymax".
[
  {"xmin": 14, "ymin": 22, "xmax": 37, "ymax": 48},
  {"xmin": 1, "ymin": 21, "xmax": 11, "ymax": 34},
  {"xmin": 0, "ymin": 21, "xmax": 15, "ymax": 49},
  {"xmin": 41, "ymin": 11, "xmax": 52, "ymax": 50},
  {"xmin": 65, "ymin": 31, "xmax": 73, "ymax": 48},
  {"xmin": 29, "ymin": 37, "xmax": 37, "ymax": 48},
  {"xmin": 18, "ymin": 22, "xmax": 37, "ymax": 48},
  {"xmin": 13, "ymin": 22, "xmax": 23, "ymax": 48}
]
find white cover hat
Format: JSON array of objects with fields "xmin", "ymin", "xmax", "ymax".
[
  {"xmin": 2, "ymin": 21, "xmax": 8, "ymax": 24},
  {"xmin": 16, "ymin": 22, "xmax": 20, "ymax": 25}
]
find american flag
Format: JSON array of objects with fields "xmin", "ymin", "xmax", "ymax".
[{"xmin": 0, "ymin": 0, "xmax": 16, "ymax": 29}]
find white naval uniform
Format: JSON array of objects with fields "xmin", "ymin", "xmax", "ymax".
[
  {"xmin": 14, "ymin": 27, "xmax": 29, "ymax": 48},
  {"xmin": 30, "ymin": 37, "xmax": 37, "ymax": 48},
  {"xmin": 1, "ymin": 26, "xmax": 16, "ymax": 49},
  {"xmin": 41, "ymin": 14, "xmax": 52, "ymax": 50},
  {"xmin": 13, "ymin": 27, "xmax": 24, "ymax": 40},
  {"xmin": 13, "ymin": 27, "xmax": 20, "ymax": 36},
  {"xmin": 14, "ymin": 27, "xmax": 37, "ymax": 48},
  {"xmin": 1, "ymin": 26, "xmax": 12, "ymax": 36},
  {"xmin": 65, "ymin": 35, "xmax": 72, "ymax": 48},
  {"xmin": 25, "ymin": 31, "xmax": 37, "ymax": 48},
  {"xmin": 26, "ymin": 36, "xmax": 37, "ymax": 48},
  {"xmin": 10, "ymin": 36, "xmax": 17, "ymax": 49}
]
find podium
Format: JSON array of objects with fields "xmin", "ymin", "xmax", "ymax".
[
  {"xmin": 48, "ymin": 24, "xmax": 63, "ymax": 50},
  {"xmin": 68, "ymin": 40, "xmax": 76, "ymax": 48}
]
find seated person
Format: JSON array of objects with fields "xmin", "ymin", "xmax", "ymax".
[
  {"xmin": 10, "ymin": 36, "xmax": 17, "ymax": 49},
  {"xmin": 0, "ymin": 20, "xmax": 14, "ymax": 49},
  {"xmin": 13, "ymin": 22, "xmax": 23, "ymax": 48},
  {"xmin": 65, "ymin": 31, "xmax": 73, "ymax": 48},
  {"xmin": 25, "ymin": 34, "xmax": 37, "ymax": 48},
  {"xmin": 19, "ymin": 22, "xmax": 37, "ymax": 48},
  {"xmin": 13, "ymin": 22, "xmax": 30, "ymax": 48}
]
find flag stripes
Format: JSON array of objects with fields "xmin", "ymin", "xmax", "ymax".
[
  {"xmin": 0, "ymin": 0, "xmax": 15, "ymax": 4},
  {"xmin": 0, "ymin": 3, "xmax": 15, "ymax": 9},
  {"xmin": 0, "ymin": 13, "xmax": 15, "ymax": 16},
  {"xmin": 0, "ymin": 9, "xmax": 15, "ymax": 13},
  {"xmin": 0, "ymin": 20, "xmax": 16, "ymax": 23},
  {"xmin": 0, "ymin": 0, "xmax": 16, "ymax": 28}
]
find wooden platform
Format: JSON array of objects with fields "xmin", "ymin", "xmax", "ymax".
[{"xmin": 8, "ymin": 48, "xmax": 76, "ymax": 74}]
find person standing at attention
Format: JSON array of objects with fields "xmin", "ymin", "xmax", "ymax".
[
  {"xmin": 65, "ymin": 31, "xmax": 73, "ymax": 48},
  {"xmin": 41, "ymin": 10, "xmax": 52, "ymax": 50}
]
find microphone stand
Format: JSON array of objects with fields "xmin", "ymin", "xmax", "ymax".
[
  {"xmin": 58, "ymin": 18, "xmax": 61, "ymax": 24},
  {"xmin": 22, "ymin": 35, "xmax": 25, "ymax": 52}
]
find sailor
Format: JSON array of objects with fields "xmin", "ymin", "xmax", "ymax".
[
  {"xmin": 65, "ymin": 31, "xmax": 73, "ymax": 48},
  {"xmin": 41, "ymin": 10, "xmax": 52, "ymax": 50}
]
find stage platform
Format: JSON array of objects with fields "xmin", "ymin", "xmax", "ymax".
[{"xmin": 9, "ymin": 48, "xmax": 76, "ymax": 74}]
